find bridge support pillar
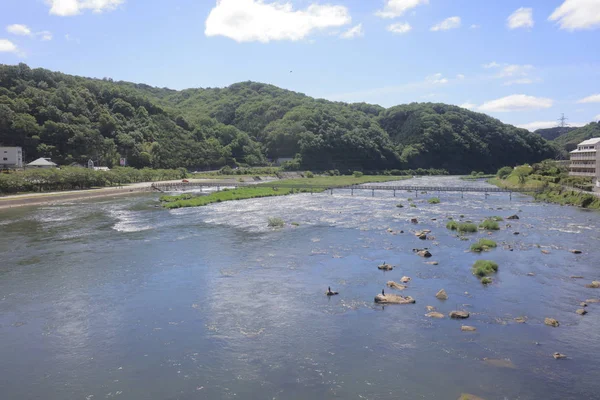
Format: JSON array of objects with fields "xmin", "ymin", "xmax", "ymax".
[
  {"xmin": 372, "ymin": 189, "xmax": 375, "ymax": 197},
  {"xmin": 461, "ymin": 191, "xmax": 464, "ymax": 199},
  {"xmin": 510, "ymin": 192, "xmax": 512, "ymax": 201},
  {"xmin": 351, "ymin": 188, "xmax": 354, "ymax": 196},
  {"xmin": 393, "ymin": 190, "xmax": 396, "ymax": 197},
  {"xmin": 330, "ymin": 189, "xmax": 333, "ymax": 195},
  {"xmin": 311, "ymin": 188, "xmax": 313, "ymax": 195}
]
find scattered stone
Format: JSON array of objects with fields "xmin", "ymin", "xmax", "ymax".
[
  {"xmin": 527, "ymin": 272, "xmax": 535, "ymax": 277},
  {"xmin": 426, "ymin": 305, "xmax": 436, "ymax": 312},
  {"xmin": 387, "ymin": 228, "xmax": 393, "ymax": 233},
  {"xmin": 513, "ymin": 232, "xmax": 520, "ymax": 235},
  {"xmin": 425, "ymin": 261, "xmax": 439, "ymax": 265},
  {"xmin": 461, "ymin": 325, "xmax": 477, "ymax": 332},
  {"xmin": 541, "ymin": 250, "xmax": 550, "ymax": 255},
  {"xmin": 435, "ymin": 289, "xmax": 448, "ymax": 300},
  {"xmin": 401, "ymin": 276, "xmax": 411, "ymax": 283},
  {"xmin": 570, "ymin": 249, "xmax": 582, "ymax": 254},
  {"xmin": 374, "ymin": 294, "xmax": 416, "ymax": 304},
  {"xmin": 507, "ymin": 215, "xmax": 520, "ymax": 220},
  {"xmin": 326, "ymin": 287, "xmax": 339, "ymax": 296},
  {"xmin": 425, "ymin": 312, "xmax": 445, "ymax": 319},
  {"xmin": 431, "ymin": 218, "xmax": 437, "ymax": 221},
  {"xmin": 417, "ymin": 250, "xmax": 432, "ymax": 258},
  {"xmin": 580, "ymin": 302, "xmax": 588, "ymax": 307},
  {"xmin": 585, "ymin": 281, "xmax": 600, "ymax": 288},
  {"xmin": 417, "ymin": 232, "xmax": 428, "ymax": 240},
  {"xmin": 450, "ymin": 311, "xmax": 470, "ymax": 319},
  {"xmin": 483, "ymin": 358, "xmax": 516, "ymax": 369},
  {"xmin": 570, "ymin": 276, "xmax": 584, "ymax": 279},
  {"xmin": 378, "ymin": 263, "xmax": 394, "ymax": 271},
  {"xmin": 458, "ymin": 394, "xmax": 485, "ymax": 400},
  {"xmin": 514, "ymin": 316, "xmax": 527, "ymax": 323},
  {"xmin": 387, "ymin": 281, "xmax": 407, "ymax": 290},
  {"xmin": 553, "ymin": 352, "xmax": 567, "ymax": 360},
  {"xmin": 586, "ymin": 299, "xmax": 600, "ymax": 303},
  {"xmin": 576, "ymin": 308, "xmax": 588, "ymax": 315},
  {"xmin": 411, "ymin": 218, "xmax": 418, "ymax": 224},
  {"xmin": 544, "ymin": 318, "xmax": 559, "ymax": 327}
]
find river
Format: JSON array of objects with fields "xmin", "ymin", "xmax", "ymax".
[{"xmin": 1, "ymin": 176, "xmax": 599, "ymax": 400}]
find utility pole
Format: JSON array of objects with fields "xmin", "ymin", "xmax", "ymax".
[{"xmin": 557, "ymin": 113, "xmax": 569, "ymax": 133}]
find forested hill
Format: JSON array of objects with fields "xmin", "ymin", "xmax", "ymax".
[
  {"xmin": 534, "ymin": 126, "xmax": 576, "ymax": 141},
  {"xmin": 0, "ymin": 63, "xmax": 557, "ymax": 173},
  {"xmin": 551, "ymin": 122, "xmax": 600, "ymax": 151}
]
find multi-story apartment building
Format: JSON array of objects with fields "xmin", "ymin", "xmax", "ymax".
[
  {"xmin": 0, "ymin": 146, "xmax": 23, "ymax": 169},
  {"xmin": 569, "ymin": 138, "xmax": 600, "ymax": 189}
]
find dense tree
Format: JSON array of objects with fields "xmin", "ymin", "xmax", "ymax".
[{"xmin": 0, "ymin": 63, "xmax": 560, "ymax": 173}]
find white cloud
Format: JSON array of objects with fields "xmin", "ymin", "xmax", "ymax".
[
  {"xmin": 549, "ymin": 0, "xmax": 600, "ymax": 30},
  {"xmin": 498, "ymin": 64, "xmax": 534, "ymax": 78},
  {"xmin": 426, "ymin": 73, "xmax": 448, "ymax": 84},
  {"xmin": 507, "ymin": 7, "xmax": 534, "ymax": 29},
  {"xmin": 46, "ymin": 0, "xmax": 125, "ymax": 16},
  {"xmin": 504, "ymin": 78, "xmax": 535, "ymax": 85},
  {"xmin": 65, "ymin": 33, "xmax": 81, "ymax": 43},
  {"xmin": 205, "ymin": 0, "xmax": 351, "ymax": 43},
  {"xmin": 0, "ymin": 39, "xmax": 18, "ymax": 53},
  {"xmin": 577, "ymin": 94, "xmax": 600, "ymax": 103},
  {"xmin": 375, "ymin": 0, "xmax": 428, "ymax": 19},
  {"xmin": 431, "ymin": 16, "xmax": 461, "ymax": 31},
  {"xmin": 479, "ymin": 94, "xmax": 553, "ymax": 112},
  {"xmin": 517, "ymin": 120, "xmax": 586, "ymax": 131},
  {"xmin": 340, "ymin": 23, "xmax": 364, "ymax": 39},
  {"xmin": 460, "ymin": 102, "xmax": 477, "ymax": 110},
  {"xmin": 483, "ymin": 61, "xmax": 500, "ymax": 69},
  {"xmin": 387, "ymin": 22, "xmax": 412, "ymax": 34},
  {"xmin": 470, "ymin": 24, "xmax": 481, "ymax": 29},
  {"xmin": 596, "ymin": 114, "xmax": 600, "ymax": 121},
  {"xmin": 456, "ymin": 74, "xmax": 465, "ymax": 80},
  {"xmin": 39, "ymin": 31, "xmax": 53, "ymax": 41},
  {"xmin": 6, "ymin": 24, "xmax": 32, "ymax": 36}
]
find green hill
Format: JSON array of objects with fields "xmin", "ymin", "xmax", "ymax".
[
  {"xmin": 0, "ymin": 63, "xmax": 557, "ymax": 173},
  {"xmin": 534, "ymin": 126, "xmax": 576, "ymax": 141},
  {"xmin": 553, "ymin": 122, "xmax": 600, "ymax": 151}
]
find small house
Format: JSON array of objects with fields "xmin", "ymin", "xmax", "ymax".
[{"xmin": 26, "ymin": 157, "xmax": 57, "ymax": 169}]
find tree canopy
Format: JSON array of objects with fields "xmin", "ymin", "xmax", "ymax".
[{"xmin": 0, "ymin": 63, "xmax": 558, "ymax": 173}]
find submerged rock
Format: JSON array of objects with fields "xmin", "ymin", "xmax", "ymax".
[
  {"xmin": 417, "ymin": 232, "xmax": 428, "ymax": 240},
  {"xmin": 450, "ymin": 311, "xmax": 470, "ymax": 319},
  {"xmin": 570, "ymin": 276, "xmax": 585, "ymax": 279},
  {"xmin": 570, "ymin": 249, "xmax": 583, "ymax": 254},
  {"xmin": 576, "ymin": 308, "xmax": 587, "ymax": 315},
  {"xmin": 553, "ymin": 352, "xmax": 567, "ymax": 359},
  {"xmin": 387, "ymin": 281, "xmax": 407, "ymax": 290},
  {"xmin": 586, "ymin": 298, "xmax": 600, "ymax": 303},
  {"xmin": 378, "ymin": 263, "xmax": 394, "ymax": 271},
  {"xmin": 507, "ymin": 215, "xmax": 519, "ymax": 220},
  {"xmin": 461, "ymin": 325, "xmax": 477, "ymax": 332},
  {"xmin": 425, "ymin": 261, "xmax": 439, "ymax": 265},
  {"xmin": 514, "ymin": 316, "xmax": 527, "ymax": 323},
  {"xmin": 411, "ymin": 218, "xmax": 418, "ymax": 224},
  {"xmin": 375, "ymin": 294, "xmax": 415, "ymax": 304},
  {"xmin": 585, "ymin": 281, "xmax": 600, "ymax": 288},
  {"xmin": 544, "ymin": 318, "xmax": 560, "ymax": 327},
  {"xmin": 458, "ymin": 394, "xmax": 485, "ymax": 400},
  {"xmin": 580, "ymin": 302, "xmax": 588, "ymax": 307},
  {"xmin": 436, "ymin": 289, "xmax": 448, "ymax": 300},
  {"xmin": 541, "ymin": 250, "xmax": 550, "ymax": 255},
  {"xmin": 426, "ymin": 305, "xmax": 436, "ymax": 312},
  {"xmin": 401, "ymin": 276, "xmax": 411, "ymax": 283},
  {"xmin": 417, "ymin": 250, "xmax": 432, "ymax": 258},
  {"xmin": 527, "ymin": 272, "xmax": 535, "ymax": 276},
  {"xmin": 425, "ymin": 311, "xmax": 445, "ymax": 319},
  {"xmin": 483, "ymin": 358, "xmax": 516, "ymax": 369}
]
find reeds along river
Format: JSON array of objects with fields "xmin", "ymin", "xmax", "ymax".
[{"xmin": 0, "ymin": 176, "xmax": 599, "ymax": 400}]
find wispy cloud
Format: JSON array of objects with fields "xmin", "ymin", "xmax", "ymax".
[
  {"xmin": 549, "ymin": 0, "xmax": 600, "ymax": 30},
  {"xmin": 387, "ymin": 22, "xmax": 412, "ymax": 34},
  {"xmin": 507, "ymin": 7, "xmax": 534, "ymax": 29},
  {"xmin": 577, "ymin": 94, "xmax": 600, "ymax": 103},
  {"xmin": 426, "ymin": 73, "xmax": 448, "ymax": 84},
  {"xmin": 517, "ymin": 120, "xmax": 586, "ymax": 131},
  {"xmin": 479, "ymin": 94, "xmax": 553, "ymax": 112},
  {"xmin": 375, "ymin": 0, "xmax": 429, "ymax": 19},
  {"xmin": 6, "ymin": 24, "xmax": 32, "ymax": 36},
  {"xmin": 0, "ymin": 38, "xmax": 19, "ymax": 53},
  {"xmin": 459, "ymin": 102, "xmax": 477, "ymax": 110},
  {"xmin": 431, "ymin": 16, "xmax": 461, "ymax": 31},
  {"xmin": 47, "ymin": 0, "xmax": 125, "ymax": 16},
  {"xmin": 340, "ymin": 23, "xmax": 364, "ymax": 39}
]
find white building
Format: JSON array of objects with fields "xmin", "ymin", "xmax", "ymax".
[
  {"xmin": 26, "ymin": 157, "xmax": 58, "ymax": 169},
  {"xmin": 0, "ymin": 146, "xmax": 23, "ymax": 169},
  {"xmin": 569, "ymin": 137, "xmax": 600, "ymax": 189}
]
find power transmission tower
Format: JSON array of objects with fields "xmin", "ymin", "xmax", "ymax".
[{"xmin": 557, "ymin": 113, "xmax": 569, "ymax": 132}]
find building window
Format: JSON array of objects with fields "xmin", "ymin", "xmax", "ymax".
[{"xmin": 2, "ymin": 158, "xmax": 7, "ymax": 161}]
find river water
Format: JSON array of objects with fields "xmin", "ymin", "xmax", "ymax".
[{"xmin": 1, "ymin": 176, "xmax": 599, "ymax": 400}]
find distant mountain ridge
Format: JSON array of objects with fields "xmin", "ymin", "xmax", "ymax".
[
  {"xmin": 534, "ymin": 126, "xmax": 576, "ymax": 141},
  {"xmin": 0, "ymin": 63, "xmax": 557, "ymax": 173}
]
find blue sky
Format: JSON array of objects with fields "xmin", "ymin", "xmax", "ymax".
[{"xmin": 1, "ymin": 0, "xmax": 599, "ymax": 131}]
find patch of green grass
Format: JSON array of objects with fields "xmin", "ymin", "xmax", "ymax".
[
  {"xmin": 479, "ymin": 219, "xmax": 500, "ymax": 231},
  {"xmin": 458, "ymin": 223, "xmax": 478, "ymax": 233},
  {"xmin": 481, "ymin": 277, "xmax": 493, "ymax": 285},
  {"xmin": 470, "ymin": 239, "xmax": 498, "ymax": 252},
  {"xmin": 459, "ymin": 214, "xmax": 465, "ymax": 218},
  {"xmin": 260, "ymin": 175, "xmax": 410, "ymax": 189},
  {"xmin": 472, "ymin": 260, "xmax": 499, "ymax": 277},
  {"xmin": 410, "ymin": 203, "xmax": 417, "ymax": 208},
  {"xmin": 291, "ymin": 222, "xmax": 300, "ymax": 226},
  {"xmin": 428, "ymin": 197, "xmax": 441, "ymax": 204},
  {"xmin": 447, "ymin": 221, "xmax": 459, "ymax": 230},
  {"xmin": 162, "ymin": 187, "xmax": 305, "ymax": 209},
  {"xmin": 490, "ymin": 216, "xmax": 504, "ymax": 221},
  {"xmin": 268, "ymin": 217, "xmax": 285, "ymax": 228},
  {"xmin": 407, "ymin": 198, "xmax": 413, "ymax": 201}
]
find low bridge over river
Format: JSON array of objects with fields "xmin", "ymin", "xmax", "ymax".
[{"xmin": 151, "ymin": 181, "xmax": 542, "ymax": 199}]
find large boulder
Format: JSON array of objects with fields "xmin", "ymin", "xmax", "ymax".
[
  {"xmin": 436, "ymin": 289, "xmax": 448, "ymax": 300},
  {"xmin": 507, "ymin": 215, "xmax": 520, "ymax": 220},
  {"xmin": 576, "ymin": 308, "xmax": 588, "ymax": 315},
  {"xmin": 375, "ymin": 294, "xmax": 416, "ymax": 304},
  {"xmin": 450, "ymin": 311, "xmax": 470, "ymax": 319},
  {"xmin": 544, "ymin": 318, "xmax": 560, "ymax": 327},
  {"xmin": 425, "ymin": 312, "xmax": 445, "ymax": 319},
  {"xmin": 553, "ymin": 352, "xmax": 567, "ymax": 359},
  {"xmin": 416, "ymin": 249, "xmax": 432, "ymax": 258},
  {"xmin": 585, "ymin": 281, "xmax": 600, "ymax": 288},
  {"xmin": 387, "ymin": 281, "xmax": 407, "ymax": 290},
  {"xmin": 401, "ymin": 276, "xmax": 411, "ymax": 283},
  {"xmin": 378, "ymin": 263, "xmax": 394, "ymax": 271}
]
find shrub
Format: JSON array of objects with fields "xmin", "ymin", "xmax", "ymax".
[
  {"xmin": 480, "ymin": 219, "xmax": 500, "ymax": 230},
  {"xmin": 446, "ymin": 221, "xmax": 459, "ymax": 230},
  {"xmin": 268, "ymin": 217, "xmax": 285, "ymax": 228},
  {"xmin": 458, "ymin": 223, "xmax": 478, "ymax": 233},
  {"xmin": 353, "ymin": 171, "xmax": 364, "ymax": 178},
  {"xmin": 472, "ymin": 260, "xmax": 499, "ymax": 277},
  {"xmin": 428, "ymin": 197, "xmax": 441, "ymax": 204},
  {"xmin": 490, "ymin": 216, "xmax": 504, "ymax": 221},
  {"xmin": 305, "ymin": 171, "xmax": 314, "ymax": 178},
  {"xmin": 291, "ymin": 222, "xmax": 300, "ymax": 226},
  {"xmin": 470, "ymin": 239, "xmax": 497, "ymax": 252},
  {"xmin": 497, "ymin": 166, "xmax": 513, "ymax": 179},
  {"xmin": 481, "ymin": 277, "xmax": 492, "ymax": 285},
  {"xmin": 410, "ymin": 203, "xmax": 417, "ymax": 208}
]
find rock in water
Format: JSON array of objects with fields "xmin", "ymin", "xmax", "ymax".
[
  {"xmin": 586, "ymin": 299, "xmax": 600, "ymax": 303},
  {"xmin": 527, "ymin": 272, "xmax": 535, "ymax": 276},
  {"xmin": 411, "ymin": 218, "xmax": 418, "ymax": 224},
  {"xmin": 553, "ymin": 352, "xmax": 567, "ymax": 359},
  {"xmin": 378, "ymin": 263, "xmax": 394, "ymax": 271},
  {"xmin": 585, "ymin": 281, "xmax": 600, "ymax": 288},
  {"xmin": 425, "ymin": 261, "xmax": 439, "ymax": 265},
  {"xmin": 541, "ymin": 250, "xmax": 550, "ymax": 255},
  {"xmin": 401, "ymin": 276, "xmax": 411, "ymax": 283},
  {"xmin": 507, "ymin": 215, "xmax": 519, "ymax": 220},
  {"xmin": 458, "ymin": 394, "xmax": 485, "ymax": 400},
  {"xmin": 570, "ymin": 249, "xmax": 583, "ymax": 254},
  {"xmin": 576, "ymin": 308, "xmax": 587, "ymax": 315},
  {"xmin": 417, "ymin": 250, "xmax": 432, "ymax": 258},
  {"xmin": 426, "ymin": 305, "xmax": 436, "ymax": 311},
  {"xmin": 418, "ymin": 233, "xmax": 428, "ymax": 240},
  {"xmin": 374, "ymin": 294, "xmax": 416, "ymax": 304},
  {"xmin": 387, "ymin": 281, "xmax": 407, "ymax": 290},
  {"xmin": 461, "ymin": 325, "xmax": 477, "ymax": 332},
  {"xmin": 514, "ymin": 316, "xmax": 527, "ymax": 323},
  {"xmin": 425, "ymin": 312, "xmax": 445, "ymax": 319},
  {"xmin": 450, "ymin": 311, "xmax": 470, "ymax": 319},
  {"xmin": 580, "ymin": 302, "xmax": 588, "ymax": 307},
  {"xmin": 435, "ymin": 289, "xmax": 448, "ymax": 300},
  {"xmin": 483, "ymin": 358, "xmax": 516, "ymax": 369},
  {"xmin": 544, "ymin": 318, "xmax": 560, "ymax": 327},
  {"xmin": 570, "ymin": 276, "xmax": 585, "ymax": 279}
]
